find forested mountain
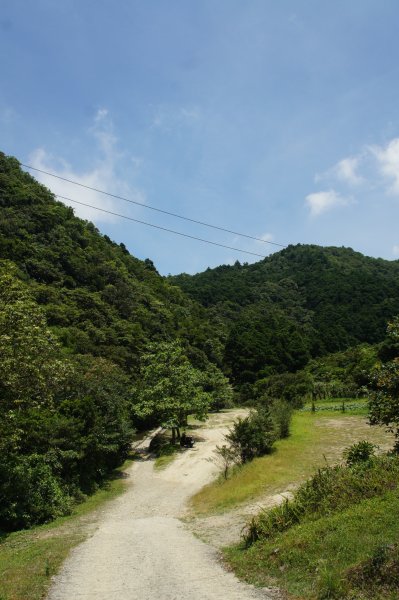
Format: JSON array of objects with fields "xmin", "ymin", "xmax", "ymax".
[
  {"xmin": 0, "ymin": 152, "xmax": 222, "ymax": 373},
  {"xmin": 171, "ymin": 244, "xmax": 399, "ymax": 384},
  {"xmin": 0, "ymin": 152, "xmax": 228, "ymax": 530},
  {"xmin": 2, "ymin": 150, "xmax": 399, "ymax": 531}
]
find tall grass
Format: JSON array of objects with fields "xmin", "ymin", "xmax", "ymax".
[
  {"xmin": 244, "ymin": 454, "xmax": 399, "ymax": 545},
  {"xmin": 226, "ymin": 466, "xmax": 399, "ymax": 599}
]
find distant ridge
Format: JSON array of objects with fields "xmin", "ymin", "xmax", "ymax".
[{"xmin": 170, "ymin": 244, "xmax": 399, "ymax": 383}]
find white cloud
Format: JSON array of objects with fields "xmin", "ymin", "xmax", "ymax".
[
  {"xmin": 29, "ymin": 110, "xmax": 144, "ymax": 223},
  {"xmin": 94, "ymin": 107, "xmax": 108, "ymax": 122},
  {"xmin": 315, "ymin": 155, "xmax": 363, "ymax": 186},
  {"xmin": 393, "ymin": 244, "xmax": 399, "ymax": 256},
  {"xmin": 305, "ymin": 189, "xmax": 351, "ymax": 217},
  {"xmin": 334, "ymin": 156, "xmax": 363, "ymax": 185},
  {"xmin": 371, "ymin": 137, "xmax": 399, "ymax": 195}
]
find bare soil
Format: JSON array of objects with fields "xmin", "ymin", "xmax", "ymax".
[{"xmin": 47, "ymin": 410, "xmax": 277, "ymax": 600}]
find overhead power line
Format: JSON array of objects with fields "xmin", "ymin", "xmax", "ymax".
[
  {"xmin": 55, "ymin": 195, "xmax": 270, "ymax": 259},
  {"xmin": 21, "ymin": 163, "xmax": 286, "ymax": 248}
]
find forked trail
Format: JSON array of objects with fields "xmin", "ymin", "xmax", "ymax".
[{"xmin": 47, "ymin": 411, "xmax": 275, "ymax": 600}]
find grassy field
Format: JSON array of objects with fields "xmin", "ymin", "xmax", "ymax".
[
  {"xmin": 190, "ymin": 409, "xmax": 393, "ymax": 515},
  {"xmin": 0, "ymin": 458, "xmax": 133, "ymax": 600},
  {"xmin": 226, "ymin": 489, "xmax": 399, "ymax": 599}
]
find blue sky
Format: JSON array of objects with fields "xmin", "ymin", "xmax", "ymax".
[{"xmin": 2, "ymin": 0, "xmax": 399, "ymax": 274}]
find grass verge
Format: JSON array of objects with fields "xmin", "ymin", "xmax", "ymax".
[
  {"xmin": 190, "ymin": 411, "xmax": 393, "ymax": 515},
  {"xmin": 154, "ymin": 445, "xmax": 180, "ymax": 470},
  {"xmin": 225, "ymin": 490, "xmax": 399, "ymax": 599},
  {"xmin": 0, "ymin": 458, "xmax": 133, "ymax": 600}
]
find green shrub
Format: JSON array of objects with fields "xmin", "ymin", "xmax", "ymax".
[
  {"xmin": 343, "ymin": 440, "xmax": 377, "ymax": 466},
  {"xmin": 0, "ymin": 454, "xmax": 71, "ymax": 530},
  {"xmin": 270, "ymin": 398, "xmax": 293, "ymax": 438},
  {"xmin": 226, "ymin": 409, "xmax": 277, "ymax": 464}
]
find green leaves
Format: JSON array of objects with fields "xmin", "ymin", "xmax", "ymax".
[
  {"xmin": 0, "ymin": 262, "xmax": 67, "ymax": 411},
  {"xmin": 369, "ymin": 318, "xmax": 399, "ymax": 446},
  {"xmin": 226, "ymin": 409, "xmax": 277, "ymax": 464},
  {"xmin": 134, "ymin": 341, "xmax": 211, "ymax": 429}
]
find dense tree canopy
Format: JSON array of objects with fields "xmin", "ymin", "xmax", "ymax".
[
  {"xmin": 134, "ymin": 341, "xmax": 211, "ymax": 439},
  {"xmin": 171, "ymin": 244, "xmax": 399, "ymax": 385},
  {"xmin": 0, "ymin": 152, "xmax": 222, "ymax": 377}
]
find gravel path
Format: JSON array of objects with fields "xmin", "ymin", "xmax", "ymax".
[{"xmin": 47, "ymin": 412, "xmax": 276, "ymax": 600}]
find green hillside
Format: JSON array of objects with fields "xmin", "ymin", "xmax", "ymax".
[
  {"xmin": 1, "ymin": 149, "xmax": 399, "ymax": 533},
  {"xmin": 0, "ymin": 152, "xmax": 228, "ymax": 531},
  {"xmin": 171, "ymin": 245, "xmax": 399, "ymax": 384},
  {"xmin": 0, "ymin": 152, "xmax": 221, "ymax": 373}
]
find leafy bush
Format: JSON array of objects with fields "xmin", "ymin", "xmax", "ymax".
[
  {"xmin": 226, "ymin": 409, "xmax": 277, "ymax": 464},
  {"xmin": 0, "ymin": 454, "xmax": 71, "ymax": 530},
  {"xmin": 343, "ymin": 440, "xmax": 377, "ymax": 466},
  {"xmin": 270, "ymin": 399, "xmax": 293, "ymax": 438}
]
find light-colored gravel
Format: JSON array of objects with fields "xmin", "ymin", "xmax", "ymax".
[{"xmin": 47, "ymin": 411, "xmax": 277, "ymax": 600}]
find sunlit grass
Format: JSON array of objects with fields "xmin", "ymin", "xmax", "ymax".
[
  {"xmin": 225, "ymin": 490, "xmax": 399, "ymax": 599},
  {"xmin": 190, "ymin": 411, "xmax": 393, "ymax": 515}
]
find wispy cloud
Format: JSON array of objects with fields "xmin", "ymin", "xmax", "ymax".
[
  {"xmin": 256, "ymin": 232, "xmax": 274, "ymax": 244},
  {"xmin": 29, "ymin": 109, "xmax": 144, "ymax": 223},
  {"xmin": 305, "ymin": 189, "xmax": 351, "ymax": 217},
  {"xmin": 150, "ymin": 105, "xmax": 201, "ymax": 131},
  {"xmin": 334, "ymin": 156, "xmax": 363, "ymax": 186},
  {"xmin": 371, "ymin": 137, "xmax": 399, "ymax": 196},
  {"xmin": 308, "ymin": 136, "xmax": 399, "ymax": 218},
  {"xmin": 315, "ymin": 136, "xmax": 399, "ymax": 199},
  {"xmin": 393, "ymin": 244, "xmax": 399, "ymax": 257},
  {"xmin": 315, "ymin": 155, "xmax": 363, "ymax": 186}
]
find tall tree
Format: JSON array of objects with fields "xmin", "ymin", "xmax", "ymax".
[{"xmin": 134, "ymin": 341, "xmax": 211, "ymax": 441}]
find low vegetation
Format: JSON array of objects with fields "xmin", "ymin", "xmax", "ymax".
[
  {"xmin": 226, "ymin": 489, "xmax": 399, "ymax": 599},
  {"xmin": 0, "ymin": 458, "xmax": 133, "ymax": 600},
  {"xmin": 191, "ymin": 411, "xmax": 392, "ymax": 514},
  {"xmin": 243, "ymin": 448, "xmax": 399, "ymax": 545},
  {"xmin": 226, "ymin": 448, "xmax": 399, "ymax": 599}
]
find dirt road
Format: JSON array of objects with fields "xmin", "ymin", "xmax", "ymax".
[{"xmin": 47, "ymin": 411, "xmax": 276, "ymax": 600}]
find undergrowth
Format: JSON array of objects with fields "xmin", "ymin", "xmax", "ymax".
[
  {"xmin": 226, "ymin": 450, "xmax": 399, "ymax": 599},
  {"xmin": 244, "ymin": 452, "xmax": 399, "ymax": 545},
  {"xmin": 0, "ymin": 458, "xmax": 133, "ymax": 600}
]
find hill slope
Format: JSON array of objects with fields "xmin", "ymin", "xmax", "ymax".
[
  {"xmin": 0, "ymin": 152, "xmax": 219, "ymax": 374},
  {"xmin": 170, "ymin": 245, "xmax": 399, "ymax": 383}
]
